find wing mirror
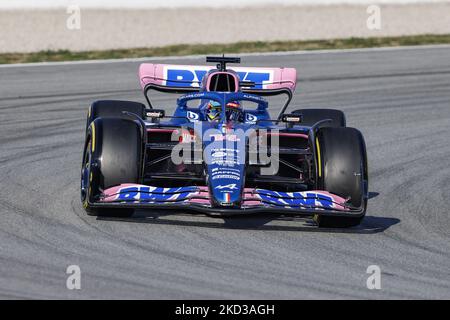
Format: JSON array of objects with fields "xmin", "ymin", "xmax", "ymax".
[
  {"xmin": 281, "ymin": 114, "xmax": 303, "ymax": 127},
  {"xmin": 145, "ymin": 109, "xmax": 165, "ymax": 120}
]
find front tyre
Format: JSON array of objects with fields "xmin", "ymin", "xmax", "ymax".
[{"xmin": 81, "ymin": 117, "xmax": 143, "ymax": 217}]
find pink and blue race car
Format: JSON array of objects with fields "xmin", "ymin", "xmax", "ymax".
[{"xmin": 81, "ymin": 56, "xmax": 368, "ymax": 227}]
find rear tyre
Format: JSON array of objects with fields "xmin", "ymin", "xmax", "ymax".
[
  {"xmin": 314, "ymin": 127, "xmax": 368, "ymax": 228},
  {"xmin": 81, "ymin": 117, "xmax": 143, "ymax": 217},
  {"xmin": 85, "ymin": 100, "xmax": 146, "ymax": 133},
  {"xmin": 292, "ymin": 108, "xmax": 346, "ymax": 127}
]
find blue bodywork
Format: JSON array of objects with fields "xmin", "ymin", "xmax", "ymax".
[{"xmin": 145, "ymin": 91, "xmax": 311, "ymax": 208}]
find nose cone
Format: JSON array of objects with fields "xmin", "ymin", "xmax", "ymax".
[
  {"xmin": 209, "ymin": 168, "xmax": 243, "ymax": 207},
  {"xmin": 204, "ymin": 132, "xmax": 246, "ymax": 208}
]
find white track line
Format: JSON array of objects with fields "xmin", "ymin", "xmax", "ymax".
[{"xmin": 1, "ymin": 44, "xmax": 450, "ymax": 68}]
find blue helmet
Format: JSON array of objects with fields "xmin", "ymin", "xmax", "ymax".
[{"xmin": 204, "ymin": 100, "xmax": 243, "ymax": 122}]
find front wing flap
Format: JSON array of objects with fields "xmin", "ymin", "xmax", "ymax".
[{"xmin": 89, "ymin": 184, "xmax": 365, "ymax": 217}]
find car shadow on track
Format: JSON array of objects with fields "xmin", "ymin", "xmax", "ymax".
[{"xmin": 97, "ymin": 212, "xmax": 399, "ymax": 234}]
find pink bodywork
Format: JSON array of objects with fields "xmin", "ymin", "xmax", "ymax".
[
  {"xmin": 101, "ymin": 184, "xmax": 348, "ymax": 211},
  {"xmin": 139, "ymin": 63, "xmax": 297, "ymax": 92}
]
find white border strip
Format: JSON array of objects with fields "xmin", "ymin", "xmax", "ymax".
[{"xmin": 1, "ymin": 44, "xmax": 450, "ymax": 68}]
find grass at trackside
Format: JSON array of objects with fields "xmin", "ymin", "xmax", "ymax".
[{"xmin": 1, "ymin": 34, "xmax": 450, "ymax": 64}]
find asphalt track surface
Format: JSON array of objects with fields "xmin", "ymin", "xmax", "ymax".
[{"xmin": 0, "ymin": 46, "xmax": 449, "ymax": 299}]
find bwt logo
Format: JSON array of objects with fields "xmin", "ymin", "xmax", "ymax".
[
  {"xmin": 164, "ymin": 67, "xmax": 273, "ymax": 89},
  {"xmin": 116, "ymin": 186, "xmax": 193, "ymax": 202},
  {"xmin": 258, "ymin": 191, "xmax": 335, "ymax": 209}
]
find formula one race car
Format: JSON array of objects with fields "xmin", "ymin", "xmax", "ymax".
[{"xmin": 81, "ymin": 56, "xmax": 368, "ymax": 227}]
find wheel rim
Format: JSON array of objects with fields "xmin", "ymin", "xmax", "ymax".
[{"xmin": 80, "ymin": 140, "xmax": 91, "ymax": 203}]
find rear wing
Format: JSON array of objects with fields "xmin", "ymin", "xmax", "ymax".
[{"xmin": 139, "ymin": 63, "xmax": 297, "ymax": 115}]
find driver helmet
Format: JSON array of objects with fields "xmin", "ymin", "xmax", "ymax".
[
  {"xmin": 205, "ymin": 100, "xmax": 243, "ymax": 122},
  {"xmin": 205, "ymin": 100, "xmax": 222, "ymax": 122}
]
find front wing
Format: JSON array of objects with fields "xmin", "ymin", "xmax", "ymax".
[{"xmin": 89, "ymin": 184, "xmax": 365, "ymax": 217}]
